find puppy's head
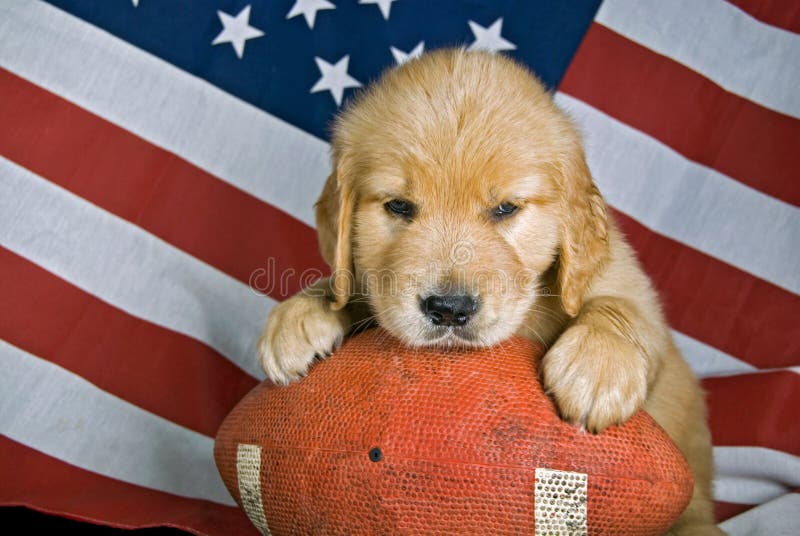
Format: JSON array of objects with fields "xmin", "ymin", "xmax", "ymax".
[{"xmin": 316, "ymin": 49, "xmax": 608, "ymax": 348}]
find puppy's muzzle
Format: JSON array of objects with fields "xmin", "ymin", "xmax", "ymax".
[{"xmin": 421, "ymin": 294, "xmax": 479, "ymax": 327}]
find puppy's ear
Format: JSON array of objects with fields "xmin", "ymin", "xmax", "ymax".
[
  {"xmin": 315, "ymin": 171, "xmax": 340, "ymax": 269},
  {"xmin": 314, "ymin": 162, "xmax": 354, "ymax": 310},
  {"xmin": 558, "ymin": 150, "xmax": 609, "ymax": 316}
]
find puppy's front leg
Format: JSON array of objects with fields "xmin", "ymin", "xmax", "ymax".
[
  {"xmin": 542, "ymin": 296, "xmax": 662, "ymax": 433},
  {"xmin": 257, "ymin": 277, "xmax": 355, "ymax": 385}
]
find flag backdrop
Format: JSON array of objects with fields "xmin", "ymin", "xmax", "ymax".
[{"xmin": 1, "ymin": 0, "xmax": 798, "ymax": 534}]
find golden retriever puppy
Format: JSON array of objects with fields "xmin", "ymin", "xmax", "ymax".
[{"xmin": 258, "ymin": 48, "xmax": 721, "ymax": 534}]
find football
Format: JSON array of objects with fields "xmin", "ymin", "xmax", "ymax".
[{"xmin": 215, "ymin": 328, "xmax": 693, "ymax": 535}]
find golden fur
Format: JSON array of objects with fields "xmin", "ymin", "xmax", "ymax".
[{"xmin": 258, "ymin": 49, "xmax": 721, "ymax": 534}]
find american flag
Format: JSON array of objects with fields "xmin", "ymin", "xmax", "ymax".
[{"xmin": 0, "ymin": 0, "xmax": 797, "ymax": 534}]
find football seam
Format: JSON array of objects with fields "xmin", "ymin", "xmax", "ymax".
[{"xmin": 242, "ymin": 441, "xmax": 684, "ymax": 486}]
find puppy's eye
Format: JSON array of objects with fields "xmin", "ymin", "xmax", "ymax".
[
  {"xmin": 492, "ymin": 202, "xmax": 519, "ymax": 220},
  {"xmin": 384, "ymin": 199, "xmax": 416, "ymax": 219}
]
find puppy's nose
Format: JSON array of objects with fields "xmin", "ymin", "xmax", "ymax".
[{"xmin": 421, "ymin": 294, "xmax": 478, "ymax": 327}]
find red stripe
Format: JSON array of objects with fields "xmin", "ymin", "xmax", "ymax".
[
  {"xmin": 0, "ymin": 437, "xmax": 256, "ymax": 536},
  {"xmin": 561, "ymin": 23, "xmax": 800, "ymax": 206},
  {"xmin": 727, "ymin": 0, "xmax": 800, "ymax": 33},
  {"xmin": 0, "ymin": 247, "xmax": 257, "ymax": 438},
  {"xmin": 703, "ymin": 370, "xmax": 800, "ymax": 455},
  {"xmin": 0, "ymin": 68, "xmax": 327, "ymax": 301},
  {"xmin": 614, "ymin": 211, "xmax": 800, "ymax": 370},
  {"xmin": 715, "ymin": 501, "xmax": 755, "ymax": 523}
]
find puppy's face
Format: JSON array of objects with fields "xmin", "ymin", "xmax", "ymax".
[
  {"xmin": 351, "ymin": 146, "xmax": 562, "ymax": 348},
  {"xmin": 318, "ymin": 50, "xmax": 607, "ymax": 348}
]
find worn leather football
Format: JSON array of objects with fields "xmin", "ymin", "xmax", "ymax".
[{"xmin": 215, "ymin": 328, "xmax": 693, "ymax": 535}]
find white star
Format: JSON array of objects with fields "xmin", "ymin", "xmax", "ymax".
[
  {"xmin": 390, "ymin": 41, "xmax": 425, "ymax": 65},
  {"xmin": 286, "ymin": 0, "xmax": 335, "ymax": 29},
  {"xmin": 467, "ymin": 18, "xmax": 516, "ymax": 53},
  {"xmin": 359, "ymin": 0, "xmax": 397, "ymax": 20},
  {"xmin": 211, "ymin": 5, "xmax": 265, "ymax": 59},
  {"xmin": 310, "ymin": 56, "xmax": 362, "ymax": 106},
  {"xmin": 132, "ymin": 0, "xmax": 139, "ymax": 5}
]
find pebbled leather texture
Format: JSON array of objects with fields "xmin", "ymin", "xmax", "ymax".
[{"xmin": 215, "ymin": 328, "xmax": 693, "ymax": 535}]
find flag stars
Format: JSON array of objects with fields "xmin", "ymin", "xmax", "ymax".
[
  {"xmin": 310, "ymin": 55, "xmax": 362, "ymax": 106},
  {"xmin": 390, "ymin": 41, "xmax": 425, "ymax": 64},
  {"xmin": 286, "ymin": 0, "xmax": 336, "ymax": 29},
  {"xmin": 212, "ymin": 5, "xmax": 265, "ymax": 59},
  {"xmin": 360, "ymin": 0, "xmax": 398, "ymax": 20},
  {"xmin": 468, "ymin": 18, "xmax": 516, "ymax": 53}
]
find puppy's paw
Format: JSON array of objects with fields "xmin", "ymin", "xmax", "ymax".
[
  {"xmin": 542, "ymin": 324, "xmax": 647, "ymax": 433},
  {"xmin": 257, "ymin": 294, "xmax": 346, "ymax": 385}
]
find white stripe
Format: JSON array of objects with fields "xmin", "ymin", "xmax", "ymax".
[
  {"xmin": 237, "ymin": 444, "xmax": 270, "ymax": 535},
  {"xmin": 714, "ymin": 475, "xmax": 789, "ymax": 506},
  {"xmin": 596, "ymin": 0, "xmax": 800, "ymax": 118},
  {"xmin": 715, "ymin": 447, "xmax": 800, "ymax": 490},
  {"xmin": 0, "ymin": 0, "xmax": 329, "ymax": 228},
  {"xmin": 703, "ymin": 365, "xmax": 800, "ymax": 379},
  {"xmin": 556, "ymin": 93, "xmax": 800, "ymax": 294},
  {"xmin": 673, "ymin": 334, "xmax": 800, "ymax": 378},
  {"xmin": 713, "ymin": 446, "xmax": 800, "ymax": 506},
  {"xmin": 0, "ymin": 339, "xmax": 235, "ymax": 506},
  {"xmin": 720, "ymin": 493, "xmax": 800, "ymax": 536},
  {"xmin": 677, "ymin": 333, "xmax": 800, "ymax": 377},
  {"xmin": 674, "ymin": 331, "xmax": 757, "ymax": 379},
  {"xmin": 0, "ymin": 158, "xmax": 270, "ymax": 378}
]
